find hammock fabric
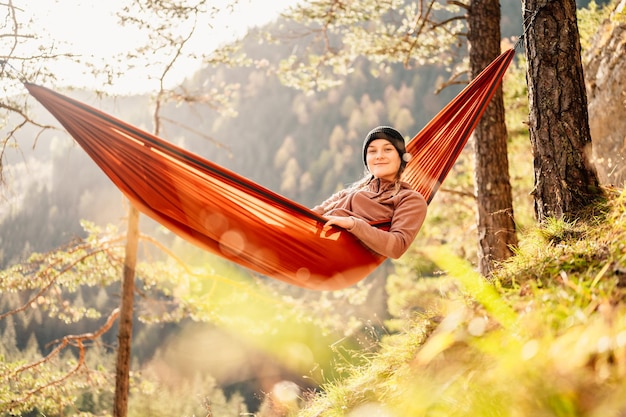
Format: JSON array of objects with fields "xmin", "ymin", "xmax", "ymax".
[{"xmin": 25, "ymin": 48, "xmax": 514, "ymax": 291}]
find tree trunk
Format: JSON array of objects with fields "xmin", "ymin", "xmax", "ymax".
[
  {"xmin": 467, "ymin": 0, "xmax": 517, "ymax": 276},
  {"xmin": 114, "ymin": 205, "xmax": 139, "ymax": 417},
  {"xmin": 522, "ymin": 0, "xmax": 602, "ymax": 222}
]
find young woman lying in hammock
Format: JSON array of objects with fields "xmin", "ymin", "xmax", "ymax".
[{"xmin": 312, "ymin": 126, "xmax": 428, "ymax": 259}]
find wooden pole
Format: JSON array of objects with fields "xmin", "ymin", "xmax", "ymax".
[{"xmin": 113, "ymin": 205, "xmax": 140, "ymax": 417}]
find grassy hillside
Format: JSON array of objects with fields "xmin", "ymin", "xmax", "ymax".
[{"xmin": 293, "ymin": 187, "xmax": 626, "ymax": 416}]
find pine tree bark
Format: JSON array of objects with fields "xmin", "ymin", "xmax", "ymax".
[
  {"xmin": 114, "ymin": 206, "xmax": 139, "ymax": 417},
  {"xmin": 467, "ymin": 0, "xmax": 517, "ymax": 276},
  {"xmin": 522, "ymin": 0, "xmax": 602, "ymax": 222}
]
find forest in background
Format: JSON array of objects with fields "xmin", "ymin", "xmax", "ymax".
[{"xmin": 0, "ymin": 0, "xmax": 618, "ymax": 414}]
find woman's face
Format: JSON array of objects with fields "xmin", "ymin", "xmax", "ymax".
[{"xmin": 365, "ymin": 139, "xmax": 401, "ymax": 182}]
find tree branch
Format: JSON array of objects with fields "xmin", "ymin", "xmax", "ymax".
[
  {"xmin": 3, "ymin": 308, "xmax": 120, "ymax": 409},
  {"xmin": 0, "ymin": 237, "xmax": 124, "ymax": 321}
]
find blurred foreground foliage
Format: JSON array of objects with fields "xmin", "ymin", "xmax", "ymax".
[
  {"xmin": 5, "ymin": 184, "xmax": 626, "ymax": 416},
  {"xmin": 0, "ymin": 219, "xmax": 374, "ymax": 415}
]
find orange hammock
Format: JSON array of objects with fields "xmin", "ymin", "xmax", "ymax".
[{"xmin": 25, "ymin": 48, "xmax": 514, "ymax": 291}]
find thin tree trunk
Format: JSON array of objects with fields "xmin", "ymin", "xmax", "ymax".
[
  {"xmin": 523, "ymin": 0, "xmax": 602, "ymax": 222},
  {"xmin": 114, "ymin": 205, "xmax": 139, "ymax": 417},
  {"xmin": 468, "ymin": 0, "xmax": 517, "ymax": 276}
]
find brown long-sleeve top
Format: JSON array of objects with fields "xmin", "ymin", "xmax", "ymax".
[{"xmin": 312, "ymin": 178, "xmax": 427, "ymax": 259}]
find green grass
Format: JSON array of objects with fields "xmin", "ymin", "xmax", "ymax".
[{"xmin": 295, "ymin": 187, "xmax": 626, "ymax": 416}]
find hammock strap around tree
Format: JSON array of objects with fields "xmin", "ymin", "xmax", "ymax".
[{"xmin": 25, "ymin": 48, "xmax": 515, "ymax": 291}]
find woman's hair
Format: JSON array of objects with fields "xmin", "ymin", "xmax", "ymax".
[{"xmin": 350, "ymin": 168, "xmax": 405, "ymax": 196}]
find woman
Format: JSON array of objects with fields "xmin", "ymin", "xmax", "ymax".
[{"xmin": 312, "ymin": 126, "xmax": 428, "ymax": 259}]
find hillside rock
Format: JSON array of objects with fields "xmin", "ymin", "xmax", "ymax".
[{"xmin": 585, "ymin": 0, "xmax": 626, "ymax": 186}]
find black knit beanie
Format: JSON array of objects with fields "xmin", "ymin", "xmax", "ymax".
[{"xmin": 362, "ymin": 126, "xmax": 408, "ymax": 170}]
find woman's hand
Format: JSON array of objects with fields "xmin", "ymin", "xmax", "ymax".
[{"xmin": 324, "ymin": 215, "xmax": 356, "ymax": 230}]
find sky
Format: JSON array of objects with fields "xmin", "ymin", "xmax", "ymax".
[{"xmin": 22, "ymin": 0, "xmax": 300, "ymax": 94}]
